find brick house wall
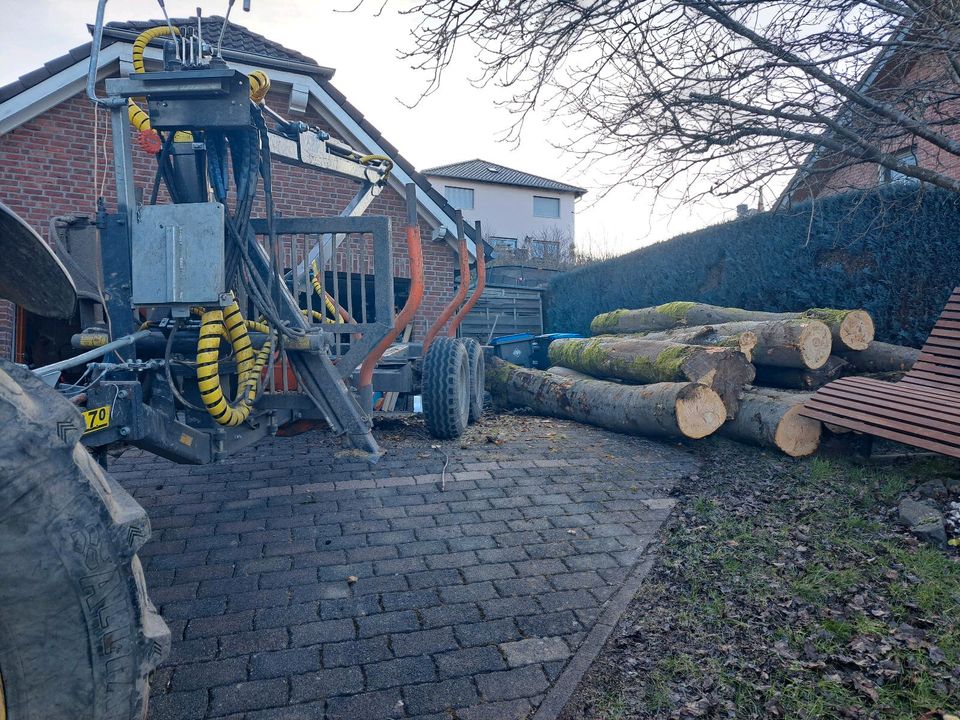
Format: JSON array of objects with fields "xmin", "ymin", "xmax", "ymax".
[
  {"xmin": 0, "ymin": 84, "xmax": 460, "ymax": 360},
  {"xmin": 784, "ymin": 51, "xmax": 960, "ymax": 203}
]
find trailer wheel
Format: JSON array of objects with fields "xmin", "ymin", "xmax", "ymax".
[
  {"xmin": 459, "ymin": 338, "xmax": 485, "ymax": 423},
  {"xmin": 422, "ymin": 337, "xmax": 470, "ymax": 439},
  {"xmin": 0, "ymin": 359, "xmax": 169, "ymax": 720}
]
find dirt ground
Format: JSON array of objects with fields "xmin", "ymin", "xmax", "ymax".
[{"xmin": 559, "ymin": 438, "xmax": 960, "ymax": 720}]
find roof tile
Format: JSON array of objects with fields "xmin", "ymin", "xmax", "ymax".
[{"xmin": 423, "ymin": 158, "xmax": 585, "ymax": 196}]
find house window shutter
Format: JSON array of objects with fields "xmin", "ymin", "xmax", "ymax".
[
  {"xmin": 533, "ymin": 196, "xmax": 560, "ymax": 218},
  {"xmin": 444, "ymin": 186, "xmax": 475, "ymax": 210}
]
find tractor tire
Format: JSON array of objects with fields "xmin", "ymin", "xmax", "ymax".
[
  {"xmin": 459, "ymin": 338, "xmax": 485, "ymax": 424},
  {"xmin": 0, "ymin": 359, "xmax": 169, "ymax": 720},
  {"xmin": 422, "ymin": 337, "xmax": 470, "ymax": 439}
]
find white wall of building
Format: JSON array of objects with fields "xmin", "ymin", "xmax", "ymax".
[{"xmin": 425, "ymin": 176, "xmax": 578, "ymax": 256}]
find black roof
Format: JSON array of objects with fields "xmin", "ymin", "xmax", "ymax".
[
  {"xmin": 423, "ymin": 159, "xmax": 586, "ymax": 196},
  {"xmin": 0, "ymin": 17, "xmax": 483, "ymax": 251},
  {"xmin": 0, "ymin": 16, "xmax": 333, "ymax": 104}
]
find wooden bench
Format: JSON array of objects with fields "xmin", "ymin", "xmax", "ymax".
[{"xmin": 800, "ymin": 287, "xmax": 960, "ymax": 457}]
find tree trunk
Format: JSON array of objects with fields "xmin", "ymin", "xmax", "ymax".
[
  {"xmin": 637, "ymin": 325, "xmax": 758, "ymax": 362},
  {"xmin": 592, "ymin": 302, "xmax": 872, "ymax": 351},
  {"xmin": 836, "ymin": 341, "xmax": 920, "ymax": 373},
  {"xmin": 547, "ymin": 335, "xmax": 754, "ymax": 418},
  {"xmin": 718, "ymin": 386, "xmax": 822, "ymax": 457},
  {"xmin": 753, "ymin": 355, "xmax": 851, "ymax": 389},
  {"xmin": 487, "ymin": 358, "xmax": 726, "ymax": 439},
  {"xmin": 545, "ymin": 365, "xmax": 603, "ymax": 382}
]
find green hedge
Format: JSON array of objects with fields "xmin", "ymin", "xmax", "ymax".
[{"xmin": 547, "ymin": 186, "xmax": 960, "ymax": 346}]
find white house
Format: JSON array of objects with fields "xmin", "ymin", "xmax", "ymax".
[{"xmin": 424, "ymin": 159, "xmax": 585, "ymax": 260}]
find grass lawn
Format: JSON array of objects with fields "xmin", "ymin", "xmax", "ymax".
[{"xmin": 562, "ymin": 441, "xmax": 960, "ymax": 720}]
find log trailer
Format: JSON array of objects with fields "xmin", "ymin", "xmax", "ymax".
[{"xmin": 0, "ymin": 1, "xmax": 486, "ymax": 717}]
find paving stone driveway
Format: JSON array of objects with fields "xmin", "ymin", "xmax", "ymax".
[{"xmin": 111, "ymin": 415, "xmax": 696, "ymax": 719}]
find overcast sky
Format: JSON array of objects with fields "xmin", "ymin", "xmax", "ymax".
[{"xmin": 0, "ymin": 0, "xmax": 758, "ymax": 255}]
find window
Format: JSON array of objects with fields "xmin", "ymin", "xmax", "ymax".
[
  {"xmin": 489, "ymin": 236, "xmax": 518, "ymax": 249},
  {"xmin": 444, "ymin": 186, "xmax": 474, "ymax": 210},
  {"xmin": 530, "ymin": 239, "xmax": 560, "ymax": 259},
  {"xmin": 878, "ymin": 151, "xmax": 919, "ymax": 185},
  {"xmin": 533, "ymin": 195, "xmax": 560, "ymax": 218}
]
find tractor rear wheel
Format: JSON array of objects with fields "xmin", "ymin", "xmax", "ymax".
[
  {"xmin": 0, "ymin": 359, "xmax": 169, "ymax": 720},
  {"xmin": 459, "ymin": 338, "xmax": 485, "ymax": 424},
  {"xmin": 422, "ymin": 337, "xmax": 470, "ymax": 439}
]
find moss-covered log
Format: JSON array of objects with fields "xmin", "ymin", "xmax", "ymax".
[
  {"xmin": 591, "ymin": 302, "xmax": 872, "ymax": 351},
  {"xmin": 637, "ymin": 325, "xmax": 758, "ymax": 362},
  {"xmin": 547, "ymin": 335, "xmax": 754, "ymax": 418},
  {"xmin": 836, "ymin": 341, "xmax": 920, "ymax": 373},
  {"xmin": 486, "ymin": 358, "xmax": 725, "ymax": 439},
  {"xmin": 718, "ymin": 387, "xmax": 822, "ymax": 457},
  {"xmin": 753, "ymin": 355, "xmax": 851, "ymax": 390}
]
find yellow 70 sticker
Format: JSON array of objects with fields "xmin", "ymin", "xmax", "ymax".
[{"xmin": 82, "ymin": 405, "xmax": 111, "ymax": 434}]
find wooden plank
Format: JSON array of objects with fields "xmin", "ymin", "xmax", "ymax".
[
  {"xmin": 908, "ymin": 367, "xmax": 960, "ymax": 385},
  {"xmin": 932, "ymin": 319, "xmax": 960, "ymax": 331},
  {"xmin": 901, "ymin": 375, "xmax": 960, "ymax": 392},
  {"xmin": 917, "ymin": 349, "xmax": 960, "ymax": 365},
  {"xmin": 850, "ymin": 376, "xmax": 960, "ymax": 400},
  {"xmin": 807, "ymin": 393, "xmax": 960, "ymax": 434},
  {"xmin": 802, "ymin": 400, "xmax": 960, "ymax": 446},
  {"xmin": 929, "ymin": 328, "xmax": 960, "ymax": 340},
  {"xmin": 815, "ymin": 383, "xmax": 960, "ymax": 422},
  {"xmin": 799, "ymin": 408, "xmax": 960, "ymax": 457}
]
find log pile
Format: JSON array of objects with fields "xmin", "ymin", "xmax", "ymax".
[{"xmin": 488, "ymin": 300, "xmax": 921, "ymax": 458}]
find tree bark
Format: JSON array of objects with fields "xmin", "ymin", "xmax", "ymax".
[
  {"xmin": 487, "ymin": 358, "xmax": 726, "ymax": 440},
  {"xmin": 545, "ymin": 365, "xmax": 603, "ymax": 382},
  {"xmin": 547, "ymin": 335, "xmax": 754, "ymax": 418},
  {"xmin": 636, "ymin": 325, "xmax": 758, "ymax": 362},
  {"xmin": 753, "ymin": 355, "xmax": 851, "ymax": 389},
  {"xmin": 836, "ymin": 341, "xmax": 920, "ymax": 373},
  {"xmin": 592, "ymin": 302, "xmax": 872, "ymax": 351},
  {"xmin": 718, "ymin": 386, "xmax": 822, "ymax": 457}
]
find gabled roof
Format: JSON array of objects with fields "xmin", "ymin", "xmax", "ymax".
[
  {"xmin": 0, "ymin": 17, "xmax": 334, "ymax": 104},
  {"xmin": 423, "ymin": 159, "xmax": 586, "ymax": 196},
  {"xmin": 0, "ymin": 16, "xmax": 482, "ymax": 254}
]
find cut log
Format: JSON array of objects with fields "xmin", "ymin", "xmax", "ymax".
[
  {"xmin": 487, "ymin": 358, "xmax": 725, "ymax": 439},
  {"xmin": 592, "ymin": 302, "xmax": 872, "ymax": 351},
  {"xmin": 545, "ymin": 365, "xmax": 602, "ymax": 382},
  {"xmin": 718, "ymin": 386, "xmax": 822, "ymax": 457},
  {"xmin": 638, "ymin": 325, "xmax": 758, "ymax": 362},
  {"xmin": 547, "ymin": 335, "xmax": 754, "ymax": 418},
  {"xmin": 836, "ymin": 341, "xmax": 920, "ymax": 373},
  {"xmin": 753, "ymin": 355, "xmax": 851, "ymax": 390}
]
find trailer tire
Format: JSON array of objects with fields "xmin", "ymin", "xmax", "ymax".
[
  {"xmin": 459, "ymin": 338, "xmax": 485, "ymax": 424},
  {"xmin": 0, "ymin": 359, "xmax": 169, "ymax": 720},
  {"xmin": 422, "ymin": 337, "xmax": 470, "ymax": 439}
]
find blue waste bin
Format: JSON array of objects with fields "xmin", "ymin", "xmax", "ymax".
[
  {"xmin": 532, "ymin": 333, "xmax": 583, "ymax": 369},
  {"xmin": 490, "ymin": 333, "xmax": 536, "ymax": 367}
]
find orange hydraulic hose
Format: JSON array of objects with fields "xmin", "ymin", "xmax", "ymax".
[
  {"xmin": 423, "ymin": 213, "xmax": 470, "ymax": 353},
  {"xmin": 357, "ymin": 185, "xmax": 424, "ymax": 409},
  {"xmin": 447, "ymin": 223, "xmax": 486, "ymax": 337}
]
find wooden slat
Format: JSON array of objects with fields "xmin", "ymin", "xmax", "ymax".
[
  {"xmin": 907, "ymin": 368, "xmax": 960, "ymax": 386},
  {"xmin": 807, "ymin": 393, "xmax": 960, "ymax": 434},
  {"xmin": 802, "ymin": 400, "xmax": 960, "ymax": 446},
  {"xmin": 917, "ymin": 349, "xmax": 960, "ymax": 365},
  {"xmin": 799, "ymin": 408, "xmax": 960, "ymax": 457},
  {"xmin": 815, "ymin": 383, "xmax": 960, "ymax": 423},
  {"xmin": 932, "ymin": 319, "xmax": 960, "ymax": 331},
  {"xmin": 832, "ymin": 376, "xmax": 960, "ymax": 400},
  {"xmin": 938, "ymin": 311, "xmax": 960, "ymax": 321},
  {"xmin": 920, "ymin": 339, "xmax": 960, "ymax": 355},
  {"xmin": 900, "ymin": 375, "xmax": 960, "ymax": 394},
  {"xmin": 929, "ymin": 328, "xmax": 960, "ymax": 340}
]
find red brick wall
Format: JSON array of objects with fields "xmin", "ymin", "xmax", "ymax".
[
  {"xmin": 790, "ymin": 53, "xmax": 960, "ymax": 202},
  {"xmin": 0, "ymin": 85, "xmax": 459, "ymax": 359}
]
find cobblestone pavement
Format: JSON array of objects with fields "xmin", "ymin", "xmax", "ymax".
[{"xmin": 111, "ymin": 414, "xmax": 697, "ymax": 720}]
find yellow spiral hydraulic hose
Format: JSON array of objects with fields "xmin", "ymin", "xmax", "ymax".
[
  {"xmin": 196, "ymin": 299, "xmax": 270, "ymax": 426},
  {"xmin": 129, "ymin": 28, "xmax": 272, "ymax": 141},
  {"xmin": 310, "ymin": 260, "xmax": 347, "ymax": 322},
  {"xmin": 129, "ymin": 27, "xmax": 193, "ymax": 142}
]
